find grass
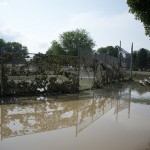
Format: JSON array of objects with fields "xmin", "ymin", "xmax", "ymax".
[{"xmin": 126, "ymin": 71, "xmax": 150, "ymax": 81}]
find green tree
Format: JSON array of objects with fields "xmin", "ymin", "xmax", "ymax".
[
  {"xmin": 59, "ymin": 29, "xmax": 95, "ymax": 56},
  {"xmin": 127, "ymin": 0, "xmax": 150, "ymax": 37},
  {"xmin": 0, "ymin": 39, "xmax": 28, "ymax": 64},
  {"xmin": 0, "ymin": 39, "xmax": 28, "ymax": 54},
  {"xmin": 132, "ymin": 51, "xmax": 139, "ymax": 70},
  {"xmin": 138, "ymin": 48, "xmax": 149, "ymax": 71},
  {"xmin": 46, "ymin": 40, "xmax": 66, "ymax": 55},
  {"xmin": 147, "ymin": 51, "xmax": 150, "ymax": 70},
  {"xmin": 4, "ymin": 42, "xmax": 28, "ymax": 54},
  {"xmin": 0, "ymin": 39, "xmax": 5, "ymax": 51},
  {"xmin": 97, "ymin": 46, "xmax": 118, "ymax": 57}
]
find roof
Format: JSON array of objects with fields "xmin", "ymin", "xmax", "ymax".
[{"xmin": 117, "ymin": 46, "xmax": 130, "ymax": 54}]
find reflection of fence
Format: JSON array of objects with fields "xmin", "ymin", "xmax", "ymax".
[
  {"xmin": 0, "ymin": 89, "xmax": 131, "ymax": 140},
  {"xmin": 76, "ymin": 97, "xmax": 117, "ymax": 134},
  {"xmin": 76, "ymin": 85, "xmax": 132, "ymax": 134}
]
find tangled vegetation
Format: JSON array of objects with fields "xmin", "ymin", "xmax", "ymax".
[
  {"xmin": 0, "ymin": 50, "xmax": 127, "ymax": 96},
  {"xmin": 82, "ymin": 56, "xmax": 126, "ymax": 89},
  {"xmin": 1, "ymin": 53, "xmax": 78, "ymax": 96}
]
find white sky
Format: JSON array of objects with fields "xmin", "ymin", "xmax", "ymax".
[{"xmin": 0, "ymin": 0, "xmax": 150, "ymax": 53}]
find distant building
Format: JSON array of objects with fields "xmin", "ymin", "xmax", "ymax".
[
  {"xmin": 117, "ymin": 46, "xmax": 130, "ymax": 58},
  {"xmin": 117, "ymin": 46, "xmax": 131, "ymax": 68}
]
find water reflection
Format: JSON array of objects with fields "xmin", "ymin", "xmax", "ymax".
[
  {"xmin": 0, "ymin": 83, "xmax": 150, "ymax": 150},
  {"xmin": 0, "ymin": 90, "xmax": 132, "ymax": 141}
]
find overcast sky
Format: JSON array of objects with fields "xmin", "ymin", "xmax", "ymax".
[{"xmin": 0, "ymin": 0, "xmax": 150, "ymax": 53}]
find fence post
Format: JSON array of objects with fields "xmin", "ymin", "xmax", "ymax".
[
  {"xmin": 78, "ymin": 48, "xmax": 80, "ymax": 92},
  {"xmin": 0, "ymin": 49, "xmax": 2, "ymax": 96},
  {"xmin": 119, "ymin": 41, "xmax": 122, "ymax": 67},
  {"xmin": 130, "ymin": 43, "xmax": 133, "ymax": 80}
]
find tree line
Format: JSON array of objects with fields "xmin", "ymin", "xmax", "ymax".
[
  {"xmin": 0, "ymin": 39, "xmax": 28, "ymax": 54},
  {"xmin": 0, "ymin": 29, "xmax": 119, "ymax": 58},
  {"xmin": 132, "ymin": 48, "xmax": 150, "ymax": 71},
  {"xmin": 46, "ymin": 29, "xmax": 120, "ymax": 57},
  {"xmin": 0, "ymin": 29, "xmax": 150, "ymax": 71}
]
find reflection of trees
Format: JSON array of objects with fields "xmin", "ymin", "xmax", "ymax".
[
  {"xmin": 0, "ymin": 88, "xmax": 131, "ymax": 140},
  {"xmin": 76, "ymin": 84, "xmax": 132, "ymax": 134},
  {"xmin": 0, "ymin": 101, "xmax": 78, "ymax": 140},
  {"xmin": 76, "ymin": 96, "xmax": 119, "ymax": 134}
]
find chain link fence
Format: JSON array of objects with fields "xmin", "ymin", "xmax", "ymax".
[
  {"xmin": 0, "ymin": 49, "xmax": 131, "ymax": 96},
  {"xmin": 0, "ymin": 52, "xmax": 78, "ymax": 96},
  {"xmin": 79, "ymin": 50, "xmax": 131, "ymax": 90}
]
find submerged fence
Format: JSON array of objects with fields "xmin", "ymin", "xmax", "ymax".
[{"xmin": 0, "ymin": 50, "xmax": 131, "ymax": 96}]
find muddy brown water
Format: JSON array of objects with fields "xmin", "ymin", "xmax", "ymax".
[{"xmin": 0, "ymin": 83, "xmax": 150, "ymax": 150}]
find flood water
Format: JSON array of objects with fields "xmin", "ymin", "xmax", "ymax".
[{"xmin": 0, "ymin": 83, "xmax": 150, "ymax": 150}]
